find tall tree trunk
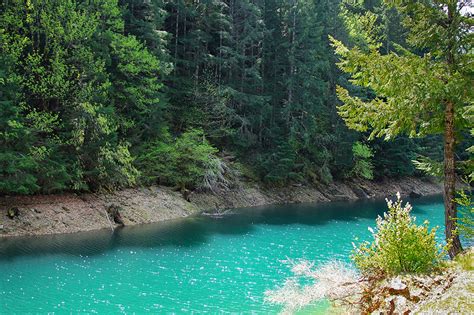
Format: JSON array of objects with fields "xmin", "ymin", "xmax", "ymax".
[{"xmin": 444, "ymin": 100, "xmax": 463, "ymax": 258}]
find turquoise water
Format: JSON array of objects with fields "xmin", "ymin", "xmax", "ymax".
[{"xmin": 0, "ymin": 196, "xmax": 445, "ymax": 313}]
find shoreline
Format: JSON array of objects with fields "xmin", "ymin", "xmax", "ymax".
[{"xmin": 0, "ymin": 177, "xmax": 442, "ymax": 238}]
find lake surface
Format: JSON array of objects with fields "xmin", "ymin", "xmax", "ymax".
[{"xmin": 0, "ymin": 195, "xmax": 445, "ymax": 314}]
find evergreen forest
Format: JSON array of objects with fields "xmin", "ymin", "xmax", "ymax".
[{"xmin": 0, "ymin": 0, "xmax": 471, "ymax": 195}]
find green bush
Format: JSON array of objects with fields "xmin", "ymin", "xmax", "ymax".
[
  {"xmin": 455, "ymin": 186, "xmax": 474, "ymax": 242},
  {"xmin": 351, "ymin": 142, "xmax": 374, "ymax": 180},
  {"xmin": 352, "ymin": 193, "xmax": 445, "ymax": 275},
  {"xmin": 136, "ymin": 129, "xmax": 222, "ymax": 191}
]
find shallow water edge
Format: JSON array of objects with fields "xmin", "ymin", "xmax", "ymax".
[
  {"xmin": 0, "ymin": 177, "xmax": 442, "ymax": 238},
  {"xmin": 0, "ymin": 195, "xmax": 447, "ymax": 313}
]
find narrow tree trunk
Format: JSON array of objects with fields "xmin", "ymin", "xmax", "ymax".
[{"xmin": 444, "ymin": 100, "xmax": 462, "ymax": 258}]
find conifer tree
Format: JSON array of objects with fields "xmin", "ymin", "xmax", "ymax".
[{"xmin": 332, "ymin": 0, "xmax": 473, "ymax": 257}]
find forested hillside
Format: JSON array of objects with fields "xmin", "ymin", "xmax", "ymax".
[{"xmin": 0, "ymin": 0, "xmax": 456, "ymax": 194}]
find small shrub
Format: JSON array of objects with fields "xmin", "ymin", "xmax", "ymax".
[
  {"xmin": 94, "ymin": 143, "xmax": 139, "ymax": 190},
  {"xmin": 173, "ymin": 129, "xmax": 219, "ymax": 190},
  {"xmin": 136, "ymin": 129, "xmax": 224, "ymax": 191},
  {"xmin": 201, "ymin": 156, "xmax": 233, "ymax": 192},
  {"xmin": 351, "ymin": 141, "xmax": 374, "ymax": 180},
  {"xmin": 353, "ymin": 193, "xmax": 445, "ymax": 275}
]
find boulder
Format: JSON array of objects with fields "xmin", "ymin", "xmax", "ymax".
[
  {"xmin": 352, "ymin": 186, "xmax": 369, "ymax": 199},
  {"xmin": 387, "ymin": 277, "xmax": 410, "ymax": 298},
  {"xmin": 7, "ymin": 207, "xmax": 19, "ymax": 219},
  {"xmin": 392, "ymin": 296, "xmax": 409, "ymax": 313},
  {"xmin": 107, "ymin": 204, "xmax": 125, "ymax": 226},
  {"xmin": 182, "ymin": 189, "xmax": 192, "ymax": 202}
]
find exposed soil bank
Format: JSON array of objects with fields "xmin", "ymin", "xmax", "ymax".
[{"xmin": 0, "ymin": 177, "xmax": 442, "ymax": 238}]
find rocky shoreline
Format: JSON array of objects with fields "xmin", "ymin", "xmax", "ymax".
[
  {"xmin": 342, "ymin": 249, "xmax": 474, "ymax": 314},
  {"xmin": 0, "ymin": 176, "xmax": 442, "ymax": 238}
]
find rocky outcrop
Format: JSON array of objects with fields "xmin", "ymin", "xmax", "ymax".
[
  {"xmin": 0, "ymin": 176, "xmax": 442, "ymax": 238},
  {"xmin": 354, "ymin": 267, "xmax": 473, "ymax": 314}
]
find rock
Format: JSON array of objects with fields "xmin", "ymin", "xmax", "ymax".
[
  {"xmin": 7, "ymin": 207, "xmax": 19, "ymax": 219},
  {"xmin": 393, "ymin": 296, "xmax": 408, "ymax": 313},
  {"xmin": 387, "ymin": 278, "xmax": 410, "ymax": 298},
  {"xmin": 107, "ymin": 204, "xmax": 125, "ymax": 226},
  {"xmin": 352, "ymin": 186, "xmax": 369, "ymax": 199},
  {"xmin": 409, "ymin": 191, "xmax": 422, "ymax": 199},
  {"xmin": 182, "ymin": 189, "xmax": 192, "ymax": 202},
  {"xmin": 410, "ymin": 288, "xmax": 423, "ymax": 302},
  {"xmin": 431, "ymin": 275, "xmax": 446, "ymax": 285},
  {"xmin": 390, "ymin": 277, "xmax": 407, "ymax": 290},
  {"xmin": 330, "ymin": 194, "xmax": 350, "ymax": 201}
]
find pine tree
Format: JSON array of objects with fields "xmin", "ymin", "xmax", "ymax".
[
  {"xmin": 0, "ymin": 0, "xmax": 167, "ymax": 192},
  {"xmin": 0, "ymin": 30, "xmax": 39, "ymax": 194},
  {"xmin": 331, "ymin": 0, "xmax": 473, "ymax": 257}
]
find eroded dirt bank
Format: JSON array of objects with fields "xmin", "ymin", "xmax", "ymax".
[{"xmin": 0, "ymin": 177, "xmax": 442, "ymax": 238}]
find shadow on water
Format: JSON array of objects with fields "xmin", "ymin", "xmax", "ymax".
[{"xmin": 0, "ymin": 195, "xmax": 443, "ymax": 260}]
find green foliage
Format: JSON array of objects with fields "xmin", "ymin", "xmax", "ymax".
[
  {"xmin": 186, "ymin": 82, "xmax": 239, "ymax": 144},
  {"xmin": 0, "ymin": 152, "xmax": 38, "ymax": 195},
  {"xmin": 109, "ymin": 33, "xmax": 166, "ymax": 141},
  {"xmin": 232, "ymin": 162, "xmax": 259, "ymax": 183},
  {"xmin": 331, "ymin": 0, "xmax": 472, "ymax": 141},
  {"xmin": 2, "ymin": 0, "xmax": 459, "ymax": 195},
  {"xmin": 455, "ymin": 185, "xmax": 474, "ymax": 242},
  {"xmin": 0, "ymin": 39, "xmax": 38, "ymax": 194},
  {"xmin": 136, "ymin": 129, "xmax": 220, "ymax": 191},
  {"xmin": 453, "ymin": 249, "xmax": 474, "ymax": 272},
  {"xmin": 165, "ymin": 0, "xmax": 357, "ymax": 185},
  {"xmin": 0, "ymin": 0, "xmax": 154, "ymax": 194},
  {"xmin": 351, "ymin": 142, "xmax": 374, "ymax": 179},
  {"xmin": 257, "ymin": 141, "xmax": 302, "ymax": 185},
  {"xmin": 412, "ymin": 156, "xmax": 444, "ymax": 178},
  {"xmin": 372, "ymin": 137, "xmax": 418, "ymax": 177},
  {"xmin": 330, "ymin": 1, "xmax": 473, "ymax": 190},
  {"xmin": 332, "ymin": 0, "xmax": 472, "ymax": 255},
  {"xmin": 462, "ymin": 102, "xmax": 474, "ymax": 180},
  {"xmin": 353, "ymin": 193, "xmax": 445, "ymax": 275},
  {"xmin": 172, "ymin": 129, "xmax": 220, "ymax": 190}
]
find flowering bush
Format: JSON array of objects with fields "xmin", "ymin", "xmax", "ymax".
[{"xmin": 353, "ymin": 193, "xmax": 446, "ymax": 275}]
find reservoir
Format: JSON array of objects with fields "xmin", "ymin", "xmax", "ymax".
[{"xmin": 0, "ymin": 195, "xmax": 445, "ymax": 313}]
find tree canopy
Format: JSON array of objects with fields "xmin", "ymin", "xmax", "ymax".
[{"xmin": 0, "ymin": 0, "xmax": 470, "ymax": 201}]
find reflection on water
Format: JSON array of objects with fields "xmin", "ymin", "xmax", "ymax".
[
  {"xmin": 0, "ymin": 195, "xmax": 440, "ymax": 259},
  {"xmin": 0, "ymin": 195, "xmax": 447, "ymax": 314}
]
